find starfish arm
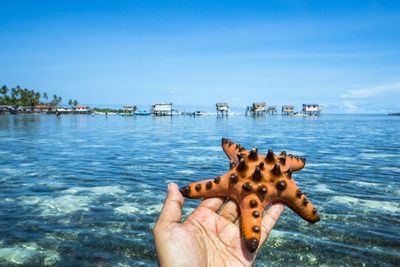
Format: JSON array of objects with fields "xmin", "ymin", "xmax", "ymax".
[
  {"xmin": 275, "ymin": 152, "xmax": 306, "ymax": 172},
  {"xmin": 279, "ymin": 184, "xmax": 320, "ymax": 223},
  {"xmin": 179, "ymin": 177, "xmax": 228, "ymax": 199},
  {"xmin": 221, "ymin": 138, "xmax": 248, "ymax": 164},
  {"xmin": 280, "ymin": 156, "xmax": 306, "ymax": 172},
  {"xmin": 239, "ymin": 194, "xmax": 263, "ymax": 253}
]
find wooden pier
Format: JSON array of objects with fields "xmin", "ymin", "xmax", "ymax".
[
  {"xmin": 302, "ymin": 104, "xmax": 322, "ymax": 116},
  {"xmin": 152, "ymin": 103, "xmax": 173, "ymax": 116},
  {"xmin": 123, "ymin": 105, "xmax": 137, "ymax": 115},
  {"xmin": 282, "ymin": 105, "xmax": 295, "ymax": 115},
  {"xmin": 216, "ymin": 102, "xmax": 229, "ymax": 116},
  {"xmin": 246, "ymin": 102, "xmax": 267, "ymax": 116},
  {"xmin": 266, "ymin": 106, "xmax": 277, "ymax": 115}
]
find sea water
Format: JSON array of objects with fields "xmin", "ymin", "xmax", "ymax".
[{"xmin": 0, "ymin": 114, "xmax": 399, "ymax": 266}]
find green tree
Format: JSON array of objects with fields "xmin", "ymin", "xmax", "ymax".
[
  {"xmin": 24, "ymin": 89, "xmax": 31, "ymax": 106},
  {"xmin": 52, "ymin": 95, "xmax": 58, "ymax": 106},
  {"xmin": 0, "ymin": 85, "xmax": 8, "ymax": 105},
  {"xmin": 11, "ymin": 87, "xmax": 19, "ymax": 105},
  {"xmin": 0, "ymin": 86, "xmax": 66, "ymax": 106},
  {"xmin": 0, "ymin": 85, "xmax": 8, "ymax": 96},
  {"xmin": 68, "ymin": 99, "xmax": 73, "ymax": 106},
  {"xmin": 34, "ymin": 92, "xmax": 41, "ymax": 106},
  {"xmin": 73, "ymin": 100, "xmax": 78, "ymax": 106}
]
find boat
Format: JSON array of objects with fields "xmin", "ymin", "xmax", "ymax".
[
  {"xmin": 388, "ymin": 112, "xmax": 400, "ymax": 116},
  {"xmin": 134, "ymin": 110, "xmax": 151, "ymax": 116},
  {"xmin": 289, "ymin": 112, "xmax": 307, "ymax": 117}
]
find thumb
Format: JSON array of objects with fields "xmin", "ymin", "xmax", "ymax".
[
  {"xmin": 259, "ymin": 203, "xmax": 285, "ymax": 245},
  {"xmin": 157, "ymin": 183, "xmax": 184, "ymax": 225}
]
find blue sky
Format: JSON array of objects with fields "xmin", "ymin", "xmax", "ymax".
[{"xmin": 1, "ymin": 0, "xmax": 400, "ymax": 113}]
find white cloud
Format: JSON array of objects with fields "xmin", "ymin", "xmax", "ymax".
[
  {"xmin": 341, "ymin": 82, "xmax": 400, "ymax": 99},
  {"xmin": 340, "ymin": 101, "xmax": 361, "ymax": 113}
]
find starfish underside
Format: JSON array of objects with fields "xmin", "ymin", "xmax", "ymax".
[{"xmin": 180, "ymin": 138, "xmax": 320, "ymax": 253}]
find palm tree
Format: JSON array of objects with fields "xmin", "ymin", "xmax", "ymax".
[
  {"xmin": 43, "ymin": 92, "xmax": 48, "ymax": 103},
  {"xmin": 22, "ymin": 88, "xmax": 29, "ymax": 106},
  {"xmin": 15, "ymin": 86, "xmax": 22, "ymax": 104},
  {"xmin": 11, "ymin": 87, "xmax": 18, "ymax": 105},
  {"xmin": 34, "ymin": 92, "xmax": 41, "ymax": 106},
  {"xmin": 25, "ymin": 89, "xmax": 33, "ymax": 106},
  {"xmin": 0, "ymin": 85, "xmax": 8, "ymax": 105},
  {"xmin": 52, "ymin": 94, "xmax": 58, "ymax": 106},
  {"xmin": 73, "ymin": 100, "xmax": 78, "ymax": 106},
  {"xmin": 68, "ymin": 99, "xmax": 73, "ymax": 106},
  {"xmin": 0, "ymin": 85, "xmax": 8, "ymax": 96}
]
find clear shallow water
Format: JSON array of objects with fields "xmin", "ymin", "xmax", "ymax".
[{"xmin": 0, "ymin": 114, "xmax": 399, "ymax": 266}]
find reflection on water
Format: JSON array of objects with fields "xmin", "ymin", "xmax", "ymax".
[{"xmin": 0, "ymin": 115, "xmax": 399, "ymax": 266}]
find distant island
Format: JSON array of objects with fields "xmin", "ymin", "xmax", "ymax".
[
  {"xmin": 0, "ymin": 85, "xmax": 79, "ymax": 107},
  {"xmin": 0, "ymin": 85, "xmax": 133, "ymax": 115},
  {"xmin": 0, "ymin": 85, "xmax": 84, "ymax": 114}
]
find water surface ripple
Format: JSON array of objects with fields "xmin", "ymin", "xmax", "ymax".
[{"xmin": 0, "ymin": 115, "xmax": 399, "ymax": 266}]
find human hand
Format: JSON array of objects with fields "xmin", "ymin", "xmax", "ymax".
[{"xmin": 153, "ymin": 183, "xmax": 284, "ymax": 267}]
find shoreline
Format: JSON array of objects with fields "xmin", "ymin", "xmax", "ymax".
[{"xmin": 0, "ymin": 113, "xmax": 395, "ymax": 116}]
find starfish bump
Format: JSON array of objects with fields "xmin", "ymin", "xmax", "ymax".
[{"xmin": 180, "ymin": 138, "xmax": 320, "ymax": 253}]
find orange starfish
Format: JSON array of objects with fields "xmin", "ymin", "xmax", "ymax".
[{"xmin": 180, "ymin": 138, "xmax": 320, "ymax": 253}]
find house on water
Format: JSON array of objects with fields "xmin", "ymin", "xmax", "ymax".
[
  {"xmin": 246, "ymin": 102, "xmax": 267, "ymax": 116},
  {"xmin": 152, "ymin": 103, "xmax": 173, "ymax": 116},
  {"xmin": 216, "ymin": 102, "xmax": 229, "ymax": 116},
  {"xmin": 282, "ymin": 105, "xmax": 295, "ymax": 115},
  {"xmin": 56, "ymin": 106, "xmax": 73, "ymax": 114},
  {"xmin": 267, "ymin": 106, "xmax": 277, "ymax": 115},
  {"xmin": 33, "ymin": 104, "xmax": 56, "ymax": 114},
  {"xmin": 123, "ymin": 105, "xmax": 137, "ymax": 114},
  {"xmin": 302, "ymin": 104, "xmax": 322, "ymax": 116},
  {"xmin": 0, "ymin": 105, "xmax": 13, "ymax": 114},
  {"xmin": 15, "ymin": 106, "xmax": 36, "ymax": 113},
  {"xmin": 74, "ymin": 106, "xmax": 91, "ymax": 114}
]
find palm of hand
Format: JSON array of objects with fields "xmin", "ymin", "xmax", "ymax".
[
  {"xmin": 178, "ymin": 201, "xmax": 255, "ymax": 266},
  {"xmin": 154, "ymin": 184, "xmax": 284, "ymax": 267}
]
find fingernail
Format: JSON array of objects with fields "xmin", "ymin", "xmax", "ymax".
[{"xmin": 167, "ymin": 183, "xmax": 171, "ymax": 191}]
